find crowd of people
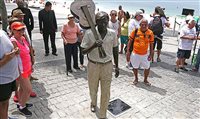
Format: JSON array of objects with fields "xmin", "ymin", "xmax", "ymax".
[{"xmin": 1, "ymin": 0, "xmax": 200, "ymax": 119}]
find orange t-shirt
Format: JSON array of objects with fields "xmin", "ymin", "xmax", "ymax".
[{"xmin": 129, "ymin": 28, "xmax": 154, "ymax": 55}]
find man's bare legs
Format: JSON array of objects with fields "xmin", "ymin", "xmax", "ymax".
[
  {"xmin": 144, "ymin": 68, "xmax": 150, "ymax": 85},
  {"xmin": 157, "ymin": 50, "xmax": 161, "ymax": 62},
  {"xmin": 119, "ymin": 44, "xmax": 124, "ymax": 54},
  {"xmin": 133, "ymin": 68, "xmax": 138, "ymax": 84}
]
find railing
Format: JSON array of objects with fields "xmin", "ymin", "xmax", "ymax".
[{"xmin": 173, "ymin": 17, "xmax": 181, "ymax": 37}]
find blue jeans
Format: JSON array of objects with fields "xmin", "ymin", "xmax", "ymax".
[{"xmin": 195, "ymin": 49, "xmax": 200, "ymax": 70}]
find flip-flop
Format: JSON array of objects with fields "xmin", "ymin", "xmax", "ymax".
[
  {"xmin": 144, "ymin": 82, "xmax": 151, "ymax": 86},
  {"xmin": 133, "ymin": 80, "xmax": 138, "ymax": 85}
]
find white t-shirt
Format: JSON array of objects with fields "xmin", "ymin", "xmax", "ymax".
[
  {"xmin": 128, "ymin": 19, "xmax": 140, "ymax": 36},
  {"xmin": 179, "ymin": 26, "xmax": 196, "ymax": 50},
  {"xmin": 108, "ymin": 20, "xmax": 120, "ymax": 37},
  {"xmin": 0, "ymin": 30, "xmax": 19, "ymax": 84}
]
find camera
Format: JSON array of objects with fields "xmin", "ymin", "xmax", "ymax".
[{"xmin": 196, "ymin": 22, "xmax": 200, "ymax": 32}]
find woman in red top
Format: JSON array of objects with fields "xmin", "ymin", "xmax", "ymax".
[{"xmin": 10, "ymin": 21, "xmax": 33, "ymax": 116}]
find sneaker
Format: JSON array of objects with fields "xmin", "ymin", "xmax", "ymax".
[
  {"xmin": 174, "ymin": 67, "xmax": 179, "ymax": 73},
  {"xmin": 19, "ymin": 107, "xmax": 32, "ymax": 117},
  {"xmin": 30, "ymin": 92, "xmax": 37, "ymax": 97},
  {"xmin": 17, "ymin": 103, "xmax": 33, "ymax": 109},
  {"xmin": 13, "ymin": 95, "xmax": 18, "ymax": 103},
  {"xmin": 67, "ymin": 69, "xmax": 73, "ymax": 73},
  {"xmin": 45, "ymin": 53, "xmax": 49, "ymax": 56},
  {"xmin": 180, "ymin": 67, "xmax": 188, "ymax": 71},
  {"xmin": 52, "ymin": 53, "xmax": 58, "ymax": 56}
]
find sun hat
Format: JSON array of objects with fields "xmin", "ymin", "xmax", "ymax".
[
  {"xmin": 12, "ymin": 9, "xmax": 25, "ymax": 17},
  {"xmin": 68, "ymin": 14, "xmax": 74, "ymax": 18},
  {"xmin": 11, "ymin": 22, "xmax": 26, "ymax": 30}
]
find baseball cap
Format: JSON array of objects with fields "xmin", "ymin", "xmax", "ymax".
[
  {"xmin": 11, "ymin": 22, "xmax": 26, "ymax": 30},
  {"xmin": 186, "ymin": 15, "xmax": 193, "ymax": 21},
  {"xmin": 12, "ymin": 9, "xmax": 25, "ymax": 17},
  {"xmin": 188, "ymin": 18, "xmax": 195, "ymax": 24}
]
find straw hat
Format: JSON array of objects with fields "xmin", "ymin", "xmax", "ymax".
[{"xmin": 12, "ymin": 9, "xmax": 25, "ymax": 17}]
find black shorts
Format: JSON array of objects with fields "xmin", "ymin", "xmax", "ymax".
[
  {"xmin": 177, "ymin": 49, "xmax": 191, "ymax": 59},
  {"xmin": 153, "ymin": 36, "xmax": 163, "ymax": 50},
  {"xmin": 0, "ymin": 80, "xmax": 16, "ymax": 102}
]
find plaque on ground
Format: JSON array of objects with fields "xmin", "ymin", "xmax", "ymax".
[{"xmin": 108, "ymin": 98, "xmax": 131, "ymax": 117}]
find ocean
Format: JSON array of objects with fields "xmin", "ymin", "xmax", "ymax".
[
  {"xmin": 58, "ymin": 0, "xmax": 200, "ymax": 17},
  {"xmin": 93, "ymin": 0, "xmax": 200, "ymax": 17}
]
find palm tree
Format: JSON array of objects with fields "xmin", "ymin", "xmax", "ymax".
[{"xmin": 0, "ymin": 0, "xmax": 8, "ymax": 31}]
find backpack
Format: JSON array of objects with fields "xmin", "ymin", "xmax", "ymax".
[
  {"xmin": 150, "ymin": 16, "xmax": 163, "ymax": 35},
  {"xmin": 124, "ymin": 29, "xmax": 138, "ymax": 53}
]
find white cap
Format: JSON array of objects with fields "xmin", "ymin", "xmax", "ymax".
[
  {"xmin": 134, "ymin": 10, "xmax": 143, "ymax": 18},
  {"xmin": 186, "ymin": 15, "xmax": 193, "ymax": 21},
  {"xmin": 188, "ymin": 18, "xmax": 195, "ymax": 24}
]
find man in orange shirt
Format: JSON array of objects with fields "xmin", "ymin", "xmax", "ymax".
[{"xmin": 126, "ymin": 19, "xmax": 154, "ymax": 86}]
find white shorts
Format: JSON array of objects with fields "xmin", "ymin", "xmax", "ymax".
[{"xmin": 130, "ymin": 52, "xmax": 150, "ymax": 69}]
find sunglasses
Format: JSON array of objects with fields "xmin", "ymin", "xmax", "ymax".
[
  {"xmin": 111, "ymin": 14, "xmax": 117, "ymax": 16},
  {"xmin": 69, "ymin": 17, "xmax": 74, "ymax": 19},
  {"xmin": 15, "ymin": 28, "xmax": 25, "ymax": 32}
]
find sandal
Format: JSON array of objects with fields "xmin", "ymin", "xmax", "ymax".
[
  {"xmin": 133, "ymin": 80, "xmax": 138, "ymax": 85},
  {"xmin": 157, "ymin": 58, "xmax": 161, "ymax": 62},
  {"xmin": 144, "ymin": 81, "xmax": 151, "ymax": 86}
]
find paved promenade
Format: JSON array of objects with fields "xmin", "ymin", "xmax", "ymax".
[
  {"xmin": 5, "ymin": 3, "xmax": 200, "ymax": 119},
  {"xmin": 7, "ymin": 31, "xmax": 200, "ymax": 119}
]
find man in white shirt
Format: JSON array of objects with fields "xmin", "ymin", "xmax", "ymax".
[
  {"xmin": 108, "ymin": 10, "xmax": 121, "ymax": 39},
  {"xmin": 175, "ymin": 19, "xmax": 197, "ymax": 72},
  {"xmin": 128, "ymin": 10, "xmax": 143, "ymax": 36},
  {"xmin": 0, "ymin": 27, "xmax": 19, "ymax": 119}
]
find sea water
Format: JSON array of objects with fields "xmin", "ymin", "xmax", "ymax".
[{"xmin": 57, "ymin": 0, "xmax": 199, "ymax": 17}]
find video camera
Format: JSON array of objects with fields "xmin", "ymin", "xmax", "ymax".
[
  {"xmin": 196, "ymin": 22, "xmax": 200, "ymax": 32},
  {"xmin": 182, "ymin": 8, "xmax": 194, "ymax": 16}
]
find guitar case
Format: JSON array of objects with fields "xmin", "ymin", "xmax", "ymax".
[{"xmin": 70, "ymin": 0, "xmax": 96, "ymax": 29}]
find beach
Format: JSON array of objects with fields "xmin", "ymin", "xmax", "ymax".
[{"xmin": 51, "ymin": 0, "xmax": 197, "ymax": 33}]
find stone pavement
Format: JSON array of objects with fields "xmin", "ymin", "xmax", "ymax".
[
  {"xmin": 8, "ymin": 30, "xmax": 200, "ymax": 119},
  {"xmin": 5, "ymin": 3, "xmax": 200, "ymax": 119}
]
